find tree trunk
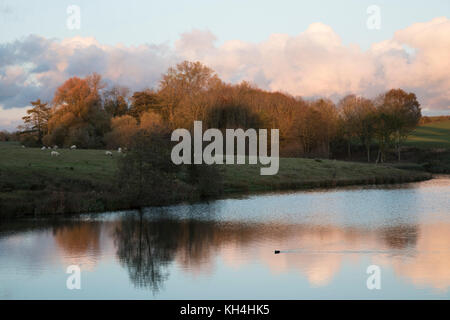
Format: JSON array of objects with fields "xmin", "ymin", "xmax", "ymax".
[
  {"xmin": 327, "ymin": 141, "xmax": 330, "ymax": 159},
  {"xmin": 376, "ymin": 148, "xmax": 381, "ymax": 164},
  {"xmin": 366, "ymin": 144, "xmax": 370, "ymax": 163},
  {"xmin": 347, "ymin": 141, "xmax": 351, "ymax": 159}
]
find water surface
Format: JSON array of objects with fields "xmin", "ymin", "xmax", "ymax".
[{"xmin": 1, "ymin": 176, "xmax": 450, "ymax": 299}]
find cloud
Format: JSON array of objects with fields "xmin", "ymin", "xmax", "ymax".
[
  {"xmin": 180, "ymin": 18, "xmax": 450, "ymax": 112},
  {"xmin": 0, "ymin": 106, "xmax": 27, "ymax": 131},
  {"xmin": 0, "ymin": 35, "xmax": 177, "ymax": 112},
  {"xmin": 0, "ymin": 17, "xmax": 449, "ymax": 130}
]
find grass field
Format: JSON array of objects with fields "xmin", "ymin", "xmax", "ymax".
[
  {"xmin": 0, "ymin": 142, "xmax": 117, "ymax": 188},
  {"xmin": 221, "ymin": 157, "xmax": 431, "ymax": 193},
  {"xmin": 0, "ymin": 142, "xmax": 431, "ymax": 217},
  {"xmin": 405, "ymin": 120, "xmax": 450, "ymax": 149},
  {"xmin": 403, "ymin": 120, "xmax": 450, "ymax": 173}
]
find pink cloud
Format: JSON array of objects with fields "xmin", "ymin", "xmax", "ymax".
[
  {"xmin": 181, "ymin": 17, "xmax": 449, "ymax": 112},
  {"xmin": 1, "ymin": 17, "xmax": 449, "ymax": 130}
]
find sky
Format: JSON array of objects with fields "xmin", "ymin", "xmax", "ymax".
[{"xmin": 0, "ymin": 0, "xmax": 449, "ymax": 130}]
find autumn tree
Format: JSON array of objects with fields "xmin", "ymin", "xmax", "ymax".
[
  {"xmin": 339, "ymin": 95, "xmax": 376, "ymax": 162},
  {"xmin": 22, "ymin": 60, "xmax": 422, "ymax": 164},
  {"xmin": 372, "ymin": 89, "xmax": 421, "ymax": 163},
  {"xmin": 129, "ymin": 90, "xmax": 162, "ymax": 120},
  {"xmin": 104, "ymin": 115, "xmax": 139, "ymax": 149},
  {"xmin": 139, "ymin": 111, "xmax": 164, "ymax": 130},
  {"xmin": 373, "ymin": 109, "xmax": 396, "ymax": 163},
  {"xmin": 338, "ymin": 95, "xmax": 358, "ymax": 157},
  {"xmin": 205, "ymin": 102, "xmax": 261, "ymax": 130},
  {"xmin": 301, "ymin": 99, "xmax": 338, "ymax": 157},
  {"xmin": 158, "ymin": 61, "xmax": 222, "ymax": 127},
  {"xmin": 104, "ymin": 111, "xmax": 164, "ymax": 149},
  {"xmin": 382, "ymin": 89, "xmax": 421, "ymax": 161},
  {"xmin": 45, "ymin": 74, "xmax": 110, "ymax": 148},
  {"xmin": 103, "ymin": 86, "xmax": 130, "ymax": 117}
]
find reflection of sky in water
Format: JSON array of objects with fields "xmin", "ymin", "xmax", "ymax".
[
  {"xmin": 0, "ymin": 177, "xmax": 449, "ymax": 299},
  {"xmin": 146, "ymin": 177, "xmax": 450, "ymax": 227}
]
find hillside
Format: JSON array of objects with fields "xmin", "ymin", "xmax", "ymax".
[{"xmin": 405, "ymin": 120, "xmax": 450, "ymax": 149}]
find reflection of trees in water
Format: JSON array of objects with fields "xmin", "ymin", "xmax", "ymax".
[
  {"xmin": 381, "ymin": 225, "xmax": 419, "ymax": 250},
  {"xmin": 113, "ymin": 210, "xmax": 262, "ymax": 292},
  {"xmin": 112, "ymin": 209, "xmax": 423, "ymax": 292},
  {"xmin": 53, "ymin": 222, "xmax": 101, "ymax": 255},
  {"xmin": 113, "ymin": 213, "xmax": 181, "ymax": 293}
]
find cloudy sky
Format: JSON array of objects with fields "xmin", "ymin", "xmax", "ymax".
[{"xmin": 0, "ymin": 0, "xmax": 449, "ymax": 130}]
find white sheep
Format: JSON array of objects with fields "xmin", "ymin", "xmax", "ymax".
[
  {"xmin": 118, "ymin": 147, "xmax": 122, "ymax": 153},
  {"xmin": 70, "ymin": 145, "xmax": 77, "ymax": 150},
  {"xmin": 51, "ymin": 151, "xmax": 60, "ymax": 157},
  {"xmin": 105, "ymin": 151, "xmax": 113, "ymax": 156},
  {"xmin": 41, "ymin": 146, "xmax": 46, "ymax": 150},
  {"xmin": 53, "ymin": 145, "xmax": 58, "ymax": 150}
]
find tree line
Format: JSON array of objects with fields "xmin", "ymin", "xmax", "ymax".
[{"xmin": 17, "ymin": 60, "xmax": 421, "ymax": 163}]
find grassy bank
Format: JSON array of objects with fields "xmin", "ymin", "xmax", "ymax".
[
  {"xmin": 0, "ymin": 142, "xmax": 431, "ymax": 218},
  {"xmin": 221, "ymin": 158, "xmax": 431, "ymax": 193},
  {"xmin": 0, "ymin": 142, "xmax": 120, "ymax": 218},
  {"xmin": 405, "ymin": 120, "xmax": 450, "ymax": 149},
  {"xmin": 403, "ymin": 120, "xmax": 450, "ymax": 173}
]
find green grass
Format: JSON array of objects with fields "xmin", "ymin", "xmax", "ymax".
[
  {"xmin": 0, "ymin": 142, "xmax": 431, "ymax": 218},
  {"xmin": 403, "ymin": 120, "xmax": 450, "ymax": 173},
  {"xmin": 220, "ymin": 157, "xmax": 431, "ymax": 193},
  {"xmin": 405, "ymin": 120, "xmax": 450, "ymax": 149},
  {"xmin": 0, "ymin": 142, "xmax": 122, "ymax": 217},
  {"xmin": 0, "ymin": 142, "xmax": 118, "ymax": 188}
]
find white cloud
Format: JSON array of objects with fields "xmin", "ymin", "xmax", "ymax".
[
  {"xmin": 0, "ymin": 106, "xmax": 27, "ymax": 131},
  {"xmin": 0, "ymin": 35, "xmax": 176, "ymax": 111},
  {"xmin": 182, "ymin": 17, "xmax": 450, "ymax": 112},
  {"xmin": 1, "ymin": 17, "xmax": 449, "ymax": 130}
]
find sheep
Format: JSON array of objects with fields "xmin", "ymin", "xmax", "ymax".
[
  {"xmin": 118, "ymin": 147, "xmax": 122, "ymax": 153},
  {"xmin": 51, "ymin": 151, "xmax": 60, "ymax": 157},
  {"xmin": 41, "ymin": 146, "xmax": 46, "ymax": 150},
  {"xmin": 105, "ymin": 151, "xmax": 113, "ymax": 156},
  {"xmin": 70, "ymin": 145, "xmax": 77, "ymax": 150},
  {"xmin": 22, "ymin": 145, "xmax": 26, "ymax": 148},
  {"xmin": 53, "ymin": 145, "xmax": 58, "ymax": 150}
]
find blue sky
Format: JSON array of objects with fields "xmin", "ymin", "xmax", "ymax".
[{"xmin": 1, "ymin": 0, "xmax": 449, "ymax": 49}]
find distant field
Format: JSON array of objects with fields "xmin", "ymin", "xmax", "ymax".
[
  {"xmin": 0, "ymin": 142, "xmax": 431, "ymax": 217},
  {"xmin": 406, "ymin": 120, "xmax": 450, "ymax": 149},
  {"xmin": 0, "ymin": 141, "xmax": 118, "ymax": 188}
]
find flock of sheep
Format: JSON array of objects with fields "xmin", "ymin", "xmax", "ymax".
[{"xmin": 31, "ymin": 144, "xmax": 123, "ymax": 157}]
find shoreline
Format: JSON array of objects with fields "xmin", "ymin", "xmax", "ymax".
[
  {"xmin": 1, "ymin": 170, "xmax": 432, "ymax": 220},
  {"xmin": 222, "ymin": 171, "xmax": 432, "ymax": 195}
]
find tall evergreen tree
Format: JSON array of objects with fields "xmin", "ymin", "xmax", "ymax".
[{"xmin": 21, "ymin": 99, "xmax": 51, "ymax": 144}]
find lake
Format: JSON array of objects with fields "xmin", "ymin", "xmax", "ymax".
[{"xmin": 1, "ymin": 176, "xmax": 449, "ymax": 299}]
